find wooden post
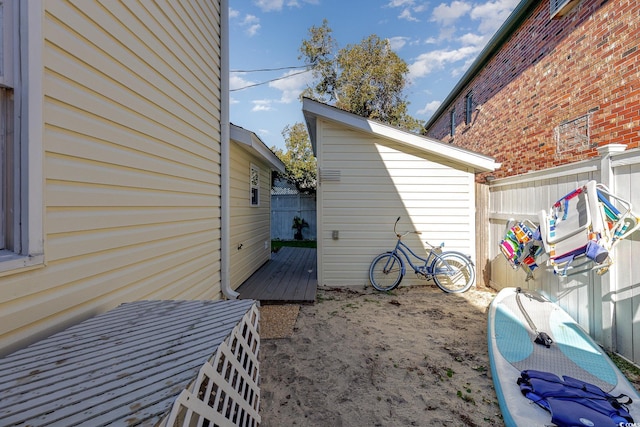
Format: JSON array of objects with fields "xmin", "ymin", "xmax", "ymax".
[{"xmin": 476, "ymin": 182, "xmax": 491, "ymax": 287}]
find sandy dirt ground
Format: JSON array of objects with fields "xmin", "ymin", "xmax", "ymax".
[{"xmin": 258, "ymin": 284, "xmax": 503, "ymax": 427}]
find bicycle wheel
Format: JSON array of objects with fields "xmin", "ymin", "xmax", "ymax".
[
  {"xmin": 431, "ymin": 251, "xmax": 475, "ymax": 293},
  {"xmin": 369, "ymin": 252, "xmax": 404, "ymax": 291}
]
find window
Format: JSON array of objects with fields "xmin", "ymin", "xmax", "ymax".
[
  {"xmin": 0, "ymin": 1, "xmax": 44, "ymax": 272},
  {"xmin": 449, "ymin": 109, "xmax": 456, "ymax": 137},
  {"xmin": 250, "ymin": 165, "xmax": 260, "ymax": 206},
  {"xmin": 465, "ymin": 92, "xmax": 473, "ymax": 125},
  {"xmin": 550, "ymin": 0, "xmax": 580, "ymax": 19}
]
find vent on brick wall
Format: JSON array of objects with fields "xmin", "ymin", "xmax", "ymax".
[
  {"xmin": 555, "ymin": 113, "xmax": 590, "ymax": 153},
  {"xmin": 550, "ymin": 0, "xmax": 580, "ymax": 19},
  {"xmin": 319, "ymin": 169, "xmax": 341, "ymax": 183}
]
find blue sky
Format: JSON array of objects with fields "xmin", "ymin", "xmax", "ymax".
[{"xmin": 229, "ymin": 0, "xmax": 520, "ymax": 151}]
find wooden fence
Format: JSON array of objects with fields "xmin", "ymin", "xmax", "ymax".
[
  {"xmin": 485, "ymin": 144, "xmax": 640, "ymax": 365},
  {"xmin": 270, "ymin": 193, "xmax": 317, "ymax": 241}
]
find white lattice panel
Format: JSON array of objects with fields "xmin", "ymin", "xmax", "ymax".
[{"xmin": 163, "ymin": 303, "xmax": 261, "ymax": 426}]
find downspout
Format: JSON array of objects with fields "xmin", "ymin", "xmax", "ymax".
[{"xmin": 220, "ymin": 0, "xmax": 239, "ymax": 299}]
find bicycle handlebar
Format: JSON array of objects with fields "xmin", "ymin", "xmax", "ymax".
[
  {"xmin": 393, "ymin": 216, "xmax": 445, "ymax": 247},
  {"xmin": 394, "ymin": 216, "xmax": 422, "ymax": 238}
]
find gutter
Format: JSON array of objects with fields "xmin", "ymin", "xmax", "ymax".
[
  {"xmin": 220, "ymin": 0, "xmax": 239, "ymax": 300},
  {"xmin": 423, "ymin": 0, "xmax": 538, "ymax": 131}
]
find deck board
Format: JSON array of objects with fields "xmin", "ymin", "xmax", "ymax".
[
  {"xmin": 237, "ymin": 247, "xmax": 317, "ymax": 303},
  {"xmin": 0, "ymin": 299, "xmax": 258, "ymax": 426}
]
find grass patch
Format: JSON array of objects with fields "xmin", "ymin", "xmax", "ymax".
[
  {"xmin": 609, "ymin": 351, "xmax": 640, "ymax": 390},
  {"xmin": 272, "ymin": 240, "xmax": 317, "ymax": 251}
]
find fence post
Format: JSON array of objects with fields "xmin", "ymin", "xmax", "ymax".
[{"xmin": 596, "ymin": 144, "xmax": 627, "ymax": 351}]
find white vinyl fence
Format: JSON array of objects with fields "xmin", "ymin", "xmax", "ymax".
[
  {"xmin": 488, "ymin": 145, "xmax": 640, "ymax": 365},
  {"xmin": 271, "ymin": 194, "xmax": 317, "ymax": 241}
]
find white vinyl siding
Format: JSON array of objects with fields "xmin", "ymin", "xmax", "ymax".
[
  {"xmin": 0, "ymin": 0, "xmax": 224, "ymax": 355},
  {"xmin": 317, "ymin": 121, "xmax": 475, "ymax": 287},
  {"xmin": 229, "ymin": 143, "xmax": 271, "ymax": 289}
]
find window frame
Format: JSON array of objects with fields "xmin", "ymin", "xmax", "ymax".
[
  {"xmin": 550, "ymin": 0, "xmax": 580, "ymax": 19},
  {"xmin": 249, "ymin": 164, "xmax": 260, "ymax": 207},
  {"xmin": 449, "ymin": 109, "xmax": 456, "ymax": 137},
  {"xmin": 0, "ymin": 1, "xmax": 44, "ymax": 274},
  {"xmin": 464, "ymin": 92, "xmax": 473, "ymax": 125}
]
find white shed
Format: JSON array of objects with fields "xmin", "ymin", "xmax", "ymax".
[{"xmin": 302, "ymin": 98, "xmax": 500, "ymax": 287}]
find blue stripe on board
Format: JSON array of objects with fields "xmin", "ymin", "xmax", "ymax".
[
  {"xmin": 495, "ymin": 304, "xmax": 533, "ymax": 363},
  {"xmin": 550, "ymin": 309, "xmax": 617, "ymax": 387}
]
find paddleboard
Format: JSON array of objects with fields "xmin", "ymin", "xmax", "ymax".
[{"xmin": 488, "ymin": 287, "xmax": 640, "ymax": 426}]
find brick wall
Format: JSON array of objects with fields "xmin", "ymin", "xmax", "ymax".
[{"xmin": 425, "ymin": 0, "xmax": 640, "ymax": 180}]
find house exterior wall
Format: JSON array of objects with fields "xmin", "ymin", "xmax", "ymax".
[
  {"xmin": 229, "ymin": 142, "xmax": 273, "ymax": 289},
  {"xmin": 316, "ymin": 120, "xmax": 476, "ymax": 287},
  {"xmin": 425, "ymin": 0, "xmax": 640, "ymax": 180},
  {"xmin": 0, "ymin": 1, "xmax": 224, "ymax": 356}
]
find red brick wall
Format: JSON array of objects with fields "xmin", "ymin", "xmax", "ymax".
[{"xmin": 425, "ymin": 0, "xmax": 640, "ymax": 180}]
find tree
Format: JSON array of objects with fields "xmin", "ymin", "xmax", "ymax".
[
  {"xmin": 272, "ymin": 122, "xmax": 317, "ymax": 193},
  {"xmin": 299, "ymin": 19, "xmax": 338, "ymax": 103},
  {"xmin": 299, "ymin": 21, "xmax": 423, "ymax": 132}
]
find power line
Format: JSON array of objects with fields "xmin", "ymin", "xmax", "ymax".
[
  {"xmin": 230, "ymin": 68, "xmax": 312, "ymax": 92},
  {"xmin": 230, "ymin": 64, "xmax": 309, "ymax": 73}
]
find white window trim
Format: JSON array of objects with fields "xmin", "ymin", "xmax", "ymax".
[
  {"xmin": 250, "ymin": 164, "xmax": 260, "ymax": 207},
  {"xmin": 0, "ymin": 1, "xmax": 44, "ymax": 275}
]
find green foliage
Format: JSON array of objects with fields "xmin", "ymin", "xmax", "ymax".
[
  {"xmin": 272, "ymin": 123, "xmax": 317, "ymax": 193},
  {"xmin": 299, "ymin": 20, "xmax": 423, "ymax": 133},
  {"xmin": 299, "ymin": 19, "xmax": 338, "ymax": 102}
]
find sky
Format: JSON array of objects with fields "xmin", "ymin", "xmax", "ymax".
[{"xmin": 229, "ymin": 0, "xmax": 520, "ymax": 151}]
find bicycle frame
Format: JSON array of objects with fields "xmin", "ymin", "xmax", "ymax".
[{"xmin": 387, "ymin": 238, "xmax": 439, "ymax": 277}]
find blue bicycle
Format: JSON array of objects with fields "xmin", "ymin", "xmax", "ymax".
[{"xmin": 369, "ymin": 217, "xmax": 475, "ymax": 293}]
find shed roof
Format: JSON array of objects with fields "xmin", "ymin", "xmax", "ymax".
[
  {"xmin": 231, "ymin": 123, "xmax": 286, "ymax": 173},
  {"xmin": 302, "ymin": 98, "xmax": 500, "ymax": 173},
  {"xmin": 0, "ymin": 299, "xmax": 257, "ymax": 426}
]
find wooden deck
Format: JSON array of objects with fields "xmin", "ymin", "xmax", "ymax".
[
  {"xmin": 237, "ymin": 246, "xmax": 317, "ymax": 304},
  {"xmin": 0, "ymin": 299, "xmax": 260, "ymax": 425}
]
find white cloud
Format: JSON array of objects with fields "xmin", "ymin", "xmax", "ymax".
[
  {"xmin": 388, "ymin": 36, "xmax": 409, "ymax": 51},
  {"xmin": 406, "ymin": 1, "xmax": 518, "ymax": 83},
  {"xmin": 269, "ymin": 69, "xmax": 315, "ymax": 103},
  {"xmin": 470, "ymin": 0, "xmax": 520, "ymax": 35},
  {"xmin": 233, "ymin": 14, "xmax": 261, "ymax": 37},
  {"xmin": 229, "ymin": 73, "xmax": 255, "ymax": 91},
  {"xmin": 246, "ymin": 24, "xmax": 261, "ymax": 36},
  {"xmin": 431, "ymin": 1, "xmax": 472, "ymax": 26},
  {"xmin": 252, "ymin": 100, "xmax": 273, "ymax": 112},
  {"xmin": 229, "ymin": 8, "xmax": 240, "ymax": 19},
  {"xmin": 399, "ymin": 9, "xmax": 419, "ymax": 21},
  {"xmin": 254, "ymin": 0, "xmax": 318, "ymax": 11},
  {"xmin": 386, "ymin": 0, "xmax": 429, "ymax": 22},
  {"xmin": 242, "ymin": 14, "xmax": 260, "ymax": 25},
  {"xmin": 417, "ymin": 100, "xmax": 442, "ymax": 115},
  {"xmin": 254, "ymin": 0, "xmax": 284, "ymax": 11},
  {"xmin": 408, "ymin": 45, "xmax": 480, "ymax": 79},
  {"xmin": 459, "ymin": 32, "xmax": 486, "ymax": 47},
  {"xmin": 386, "ymin": 0, "xmax": 415, "ymax": 6},
  {"xmin": 257, "ymin": 129, "xmax": 272, "ymax": 139}
]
